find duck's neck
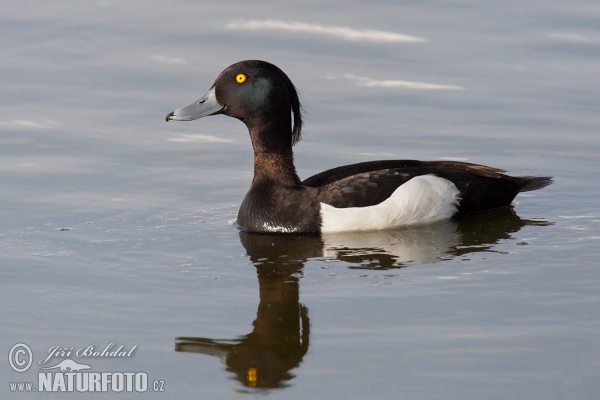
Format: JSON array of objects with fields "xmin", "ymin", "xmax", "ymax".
[
  {"xmin": 249, "ymin": 123, "xmax": 301, "ymax": 187},
  {"xmin": 253, "ymin": 150, "xmax": 301, "ymax": 186}
]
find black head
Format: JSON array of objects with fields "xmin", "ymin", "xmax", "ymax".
[{"xmin": 167, "ymin": 60, "xmax": 303, "ymax": 146}]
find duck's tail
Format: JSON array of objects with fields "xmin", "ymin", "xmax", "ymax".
[{"xmin": 519, "ymin": 176, "xmax": 553, "ymax": 192}]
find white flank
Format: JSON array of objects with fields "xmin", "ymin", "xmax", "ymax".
[
  {"xmin": 320, "ymin": 175, "xmax": 460, "ymax": 233},
  {"xmin": 225, "ymin": 20, "xmax": 427, "ymax": 43}
]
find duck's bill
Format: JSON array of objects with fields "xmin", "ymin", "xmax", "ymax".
[{"xmin": 165, "ymin": 87, "xmax": 224, "ymax": 122}]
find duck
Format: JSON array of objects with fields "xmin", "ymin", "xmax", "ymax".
[{"xmin": 166, "ymin": 60, "xmax": 552, "ymax": 234}]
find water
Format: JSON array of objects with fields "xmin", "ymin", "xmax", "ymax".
[{"xmin": 2, "ymin": 1, "xmax": 600, "ymax": 398}]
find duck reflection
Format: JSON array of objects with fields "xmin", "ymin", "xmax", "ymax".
[
  {"xmin": 176, "ymin": 234, "xmax": 315, "ymax": 390},
  {"xmin": 325, "ymin": 208, "xmax": 550, "ymax": 269},
  {"xmin": 175, "ymin": 208, "xmax": 550, "ymax": 389}
]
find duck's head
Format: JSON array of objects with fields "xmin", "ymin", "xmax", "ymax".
[{"xmin": 166, "ymin": 60, "xmax": 303, "ymax": 146}]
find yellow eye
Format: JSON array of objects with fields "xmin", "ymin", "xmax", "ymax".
[
  {"xmin": 236, "ymin": 74, "xmax": 247, "ymax": 84},
  {"xmin": 247, "ymin": 368, "xmax": 257, "ymax": 386}
]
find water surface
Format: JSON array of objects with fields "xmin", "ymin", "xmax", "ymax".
[{"xmin": 2, "ymin": 1, "xmax": 600, "ymax": 399}]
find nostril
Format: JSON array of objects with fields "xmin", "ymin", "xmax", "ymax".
[{"xmin": 198, "ymin": 99, "xmax": 206, "ymax": 104}]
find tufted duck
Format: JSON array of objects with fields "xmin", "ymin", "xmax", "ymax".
[{"xmin": 166, "ymin": 60, "xmax": 551, "ymax": 234}]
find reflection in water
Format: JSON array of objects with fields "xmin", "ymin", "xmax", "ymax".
[
  {"xmin": 326, "ymin": 208, "xmax": 551, "ymax": 269},
  {"xmin": 176, "ymin": 234, "xmax": 313, "ymax": 390},
  {"xmin": 175, "ymin": 208, "xmax": 550, "ymax": 390}
]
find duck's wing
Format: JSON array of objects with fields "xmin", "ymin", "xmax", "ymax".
[
  {"xmin": 314, "ymin": 168, "xmax": 429, "ymax": 208},
  {"xmin": 302, "ymin": 160, "xmax": 506, "ymax": 187},
  {"xmin": 310, "ymin": 162, "xmax": 552, "ymax": 214}
]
